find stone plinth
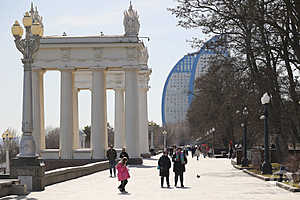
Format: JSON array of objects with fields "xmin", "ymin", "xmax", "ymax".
[
  {"xmin": 128, "ymin": 157, "xmax": 143, "ymax": 165},
  {"xmin": 251, "ymin": 149, "xmax": 262, "ymax": 170},
  {"xmin": 10, "ymin": 157, "xmax": 45, "ymax": 191}
]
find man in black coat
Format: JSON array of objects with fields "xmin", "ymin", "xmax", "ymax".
[
  {"xmin": 119, "ymin": 147, "xmax": 129, "ymax": 159},
  {"xmin": 106, "ymin": 145, "xmax": 117, "ymax": 177},
  {"xmin": 158, "ymin": 150, "xmax": 171, "ymax": 188},
  {"xmin": 172, "ymin": 147, "xmax": 187, "ymax": 187}
]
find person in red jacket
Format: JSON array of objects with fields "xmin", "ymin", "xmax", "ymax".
[{"xmin": 116, "ymin": 157, "xmax": 130, "ymax": 193}]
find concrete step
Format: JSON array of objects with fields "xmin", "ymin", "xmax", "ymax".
[{"xmin": 0, "ymin": 179, "xmax": 27, "ymax": 197}]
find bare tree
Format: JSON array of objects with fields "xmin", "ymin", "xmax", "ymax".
[{"xmin": 45, "ymin": 128, "xmax": 60, "ymax": 149}]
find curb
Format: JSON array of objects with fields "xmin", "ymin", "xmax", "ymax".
[
  {"xmin": 276, "ymin": 182, "xmax": 300, "ymax": 192},
  {"xmin": 232, "ymin": 164, "xmax": 253, "ymax": 171},
  {"xmin": 243, "ymin": 169, "xmax": 271, "ymax": 181},
  {"xmin": 242, "ymin": 169, "xmax": 284, "ymax": 181}
]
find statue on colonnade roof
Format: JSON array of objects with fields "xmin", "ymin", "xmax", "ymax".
[{"xmin": 123, "ymin": 1, "xmax": 140, "ymax": 36}]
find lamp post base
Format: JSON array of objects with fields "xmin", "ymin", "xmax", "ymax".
[
  {"xmin": 241, "ymin": 158, "xmax": 248, "ymax": 167},
  {"xmin": 261, "ymin": 161, "xmax": 272, "ymax": 174},
  {"xmin": 18, "ymin": 135, "xmax": 38, "ymax": 158},
  {"xmin": 11, "ymin": 157, "xmax": 45, "ymax": 191}
]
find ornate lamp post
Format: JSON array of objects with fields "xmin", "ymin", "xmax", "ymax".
[
  {"xmin": 2, "ymin": 130, "xmax": 13, "ymax": 174},
  {"xmin": 11, "ymin": 10, "xmax": 43, "ymax": 158},
  {"xmin": 82, "ymin": 133, "xmax": 87, "ymax": 148},
  {"xmin": 10, "ymin": 5, "xmax": 46, "ymax": 191},
  {"xmin": 261, "ymin": 93, "xmax": 272, "ymax": 174},
  {"xmin": 237, "ymin": 107, "xmax": 249, "ymax": 167},
  {"xmin": 162, "ymin": 130, "xmax": 167, "ymax": 150},
  {"xmin": 148, "ymin": 121, "xmax": 156, "ymax": 150},
  {"xmin": 241, "ymin": 107, "xmax": 249, "ymax": 166},
  {"xmin": 210, "ymin": 128, "xmax": 215, "ymax": 156}
]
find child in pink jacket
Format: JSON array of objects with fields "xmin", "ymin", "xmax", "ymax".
[{"xmin": 116, "ymin": 157, "xmax": 130, "ymax": 193}]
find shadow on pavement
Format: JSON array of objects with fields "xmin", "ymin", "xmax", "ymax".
[
  {"xmin": 199, "ymin": 171, "xmax": 245, "ymax": 178},
  {"xmin": 179, "ymin": 186, "xmax": 191, "ymax": 189},
  {"xmin": 143, "ymin": 157, "xmax": 159, "ymax": 161},
  {"xmin": 118, "ymin": 192, "xmax": 131, "ymax": 195},
  {"xmin": 0, "ymin": 195, "xmax": 38, "ymax": 200},
  {"xmin": 129, "ymin": 165, "xmax": 157, "ymax": 168}
]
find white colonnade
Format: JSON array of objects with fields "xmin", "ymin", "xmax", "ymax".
[
  {"xmin": 32, "ymin": 68, "xmax": 150, "ymax": 160},
  {"xmin": 20, "ymin": 3, "xmax": 151, "ymax": 161}
]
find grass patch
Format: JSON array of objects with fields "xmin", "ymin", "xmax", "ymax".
[
  {"xmin": 272, "ymin": 163, "xmax": 281, "ymax": 171},
  {"xmin": 248, "ymin": 169, "xmax": 281, "ymax": 178},
  {"xmin": 282, "ymin": 181, "xmax": 300, "ymax": 189}
]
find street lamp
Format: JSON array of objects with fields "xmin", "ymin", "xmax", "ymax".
[
  {"xmin": 2, "ymin": 130, "xmax": 13, "ymax": 174},
  {"xmin": 148, "ymin": 121, "xmax": 156, "ymax": 150},
  {"xmin": 261, "ymin": 93, "xmax": 272, "ymax": 174},
  {"xmin": 210, "ymin": 128, "xmax": 215, "ymax": 156},
  {"xmin": 11, "ymin": 9, "xmax": 43, "ymax": 158},
  {"xmin": 240, "ymin": 107, "xmax": 249, "ymax": 167},
  {"xmin": 82, "ymin": 133, "xmax": 87, "ymax": 148},
  {"xmin": 162, "ymin": 130, "xmax": 167, "ymax": 150}
]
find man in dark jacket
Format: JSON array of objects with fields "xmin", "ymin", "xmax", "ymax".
[
  {"xmin": 172, "ymin": 147, "xmax": 187, "ymax": 187},
  {"xmin": 119, "ymin": 147, "xmax": 129, "ymax": 159},
  {"xmin": 106, "ymin": 145, "xmax": 117, "ymax": 177},
  {"xmin": 158, "ymin": 150, "xmax": 171, "ymax": 188}
]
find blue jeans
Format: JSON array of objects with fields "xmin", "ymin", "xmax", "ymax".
[{"xmin": 109, "ymin": 160, "xmax": 116, "ymax": 176}]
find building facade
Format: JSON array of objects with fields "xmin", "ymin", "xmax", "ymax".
[{"xmin": 162, "ymin": 35, "xmax": 227, "ymax": 126}]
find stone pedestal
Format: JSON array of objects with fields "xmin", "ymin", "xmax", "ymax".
[
  {"xmin": 128, "ymin": 157, "xmax": 143, "ymax": 165},
  {"xmin": 11, "ymin": 157, "xmax": 45, "ymax": 191},
  {"xmin": 251, "ymin": 149, "xmax": 262, "ymax": 170},
  {"xmin": 236, "ymin": 149, "xmax": 242, "ymax": 165}
]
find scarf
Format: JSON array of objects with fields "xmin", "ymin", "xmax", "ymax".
[{"xmin": 176, "ymin": 151, "xmax": 185, "ymax": 165}]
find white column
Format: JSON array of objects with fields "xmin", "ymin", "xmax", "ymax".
[
  {"xmin": 32, "ymin": 69, "xmax": 45, "ymax": 155},
  {"xmin": 138, "ymin": 87, "xmax": 149, "ymax": 154},
  {"xmin": 60, "ymin": 69, "xmax": 74, "ymax": 159},
  {"xmin": 125, "ymin": 69, "xmax": 140, "ymax": 158},
  {"xmin": 73, "ymin": 88, "xmax": 79, "ymax": 149},
  {"xmin": 114, "ymin": 88, "xmax": 125, "ymax": 149},
  {"xmin": 91, "ymin": 69, "xmax": 107, "ymax": 159}
]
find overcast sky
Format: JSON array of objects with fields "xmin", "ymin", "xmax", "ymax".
[{"xmin": 0, "ymin": 0, "xmax": 206, "ymax": 135}]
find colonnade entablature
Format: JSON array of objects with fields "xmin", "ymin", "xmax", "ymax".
[{"xmin": 30, "ymin": 3, "xmax": 151, "ymax": 160}]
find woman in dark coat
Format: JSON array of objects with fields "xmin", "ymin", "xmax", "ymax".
[
  {"xmin": 158, "ymin": 150, "xmax": 171, "ymax": 188},
  {"xmin": 172, "ymin": 147, "xmax": 187, "ymax": 187}
]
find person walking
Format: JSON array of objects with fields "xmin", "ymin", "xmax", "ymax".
[
  {"xmin": 195, "ymin": 146, "xmax": 201, "ymax": 161},
  {"xmin": 228, "ymin": 141, "xmax": 233, "ymax": 159},
  {"xmin": 106, "ymin": 145, "xmax": 117, "ymax": 177},
  {"xmin": 120, "ymin": 147, "xmax": 129, "ymax": 160},
  {"xmin": 172, "ymin": 147, "xmax": 187, "ymax": 188},
  {"xmin": 191, "ymin": 146, "xmax": 196, "ymax": 158},
  {"xmin": 158, "ymin": 150, "xmax": 171, "ymax": 188},
  {"xmin": 116, "ymin": 157, "xmax": 130, "ymax": 193}
]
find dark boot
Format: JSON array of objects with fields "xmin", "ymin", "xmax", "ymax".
[
  {"xmin": 174, "ymin": 174, "xmax": 178, "ymax": 187},
  {"xmin": 166, "ymin": 176, "xmax": 170, "ymax": 187}
]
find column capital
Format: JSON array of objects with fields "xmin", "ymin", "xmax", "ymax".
[
  {"xmin": 139, "ymin": 86, "xmax": 149, "ymax": 91},
  {"xmin": 123, "ymin": 66, "xmax": 139, "ymax": 71},
  {"xmin": 32, "ymin": 68, "xmax": 46, "ymax": 73},
  {"xmin": 90, "ymin": 67, "xmax": 107, "ymax": 71},
  {"xmin": 114, "ymin": 87, "xmax": 125, "ymax": 92},
  {"xmin": 59, "ymin": 67, "xmax": 76, "ymax": 72}
]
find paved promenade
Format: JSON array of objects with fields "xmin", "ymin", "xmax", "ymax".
[{"xmin": 2, "ymin": 154, "xmax": 300, "ymax": 200}]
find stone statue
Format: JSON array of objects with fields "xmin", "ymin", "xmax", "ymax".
[{"xmin": 123, "ymin": 2, "xmax": 140, "ymax": 36}]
